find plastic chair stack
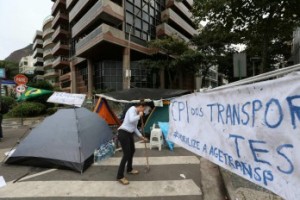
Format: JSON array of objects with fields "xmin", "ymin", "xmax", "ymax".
[{"xmin": 149, "ymin": 124, "xmax": 163, "ymax": 151}]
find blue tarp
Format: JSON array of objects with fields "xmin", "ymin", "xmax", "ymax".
[{"xmin": 158, "ymin": 122, "xmax": 174, "ymax": 151}]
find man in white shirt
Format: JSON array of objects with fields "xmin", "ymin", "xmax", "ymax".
[{"xmin": 117, "ymin": 101, "xmax": 147, "ymax": 185}]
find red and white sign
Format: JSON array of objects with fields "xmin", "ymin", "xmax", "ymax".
[{"xmin": 14, "ymin": 74, "xmax": 28, "ymax": 85}]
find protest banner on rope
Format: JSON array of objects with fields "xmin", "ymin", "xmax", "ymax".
[{"xmin": 168, "ymin": 73, "xmax": 300, "ymax": 200}]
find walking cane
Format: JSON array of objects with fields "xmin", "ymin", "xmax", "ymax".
[{"xmin": 140, "ymin": 117, "xmax": 150, "ymax": 172}]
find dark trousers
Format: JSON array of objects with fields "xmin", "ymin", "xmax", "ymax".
[{"xmin": 117, "ymin": 129, "xmax": 135, "ymax": 179}]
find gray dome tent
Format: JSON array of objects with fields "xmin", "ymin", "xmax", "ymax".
[{"xmin": 5, "ymin": 107, "xmax": 113, "ymax": 173}]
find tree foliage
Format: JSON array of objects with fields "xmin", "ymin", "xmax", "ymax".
[
  {"xmin": 193, "ymin": 0, "xmax": 300, "ymax": 72},
  {"xmin": 147, "ymin": 36, "xmax": 190, "ymax": 88},
  {"xmin": 0, "ymin": 60, "xmax": 19, "ymax": 79}
]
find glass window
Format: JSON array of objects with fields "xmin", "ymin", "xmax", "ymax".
[
  {"xmin": 150, "ymin": 7, "xmax": 154, "ymax": 16},
  {"xmin": 142, "ymin": 22, "xmax": 149, "ymax": 31},
  {"xmin": 142, "ymin": 3, "xmax": 148, "ymax": 12},
  {"xmin": 126, "ymin": 2, "xmax": 134, "ymax": 13},
  {"xmin": 135, "ymin": 7, "xmax": 142, "ymax": 17},
  {"xmin": 135, "ymin": 0, "xmax": 141, "ymax": 7},
  {"xmin": 142, "ymin": 32, "xmax": 148, "ymax": 40},
  {"xmin": 142, "ymin": 11, "xmax": 149, "ymax": 21},
  {"xmin": 135, "ymin": 18, "xmax": 142, "ymax": 29},
  {"xmin": 126, "ymin": 12, "xmax": 133, "ymax": 24},
  {"xmin": 135, "ymin": 29, "xmax": 141, "ymax": 37}
]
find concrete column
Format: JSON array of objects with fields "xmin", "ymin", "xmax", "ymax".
[
  {"xmin": 122, "ymin": 47, "xmax": 130, "ymax": 89},
  {"xmin": 70, "ymin": 61, "xmax": 77, "ymax": 93},
  {"xmin": 87, "ymin": 59, "xmax": 94, "ymax": 99}
]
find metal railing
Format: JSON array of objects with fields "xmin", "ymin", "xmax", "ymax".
[{"xmin": 208, "ymin": 64, "xmax": 300, "ymax": 93}]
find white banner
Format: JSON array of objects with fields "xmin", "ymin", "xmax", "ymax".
[
  {"xmin": 47, "ymin": 92, "xmax": 86, "ymax": 107},
  {"xmin": 169, "ymin": 73, "xmax": 300, "ymax": 200}
]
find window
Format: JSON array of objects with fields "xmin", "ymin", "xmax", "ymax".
[
  {"xmin": 135, "ymin": 18, "xmax": 142, "ymax": 29},
  {"xmin": 126, "ymin": 12, "xmax": 133, "ymax": 24},
  {"xmin": 135, "ymin": 0, "xmax": 141, "ymax": 7},
  {"xmin": 126, "ymin": 2, "xmax": 134, "ymax": 12}
]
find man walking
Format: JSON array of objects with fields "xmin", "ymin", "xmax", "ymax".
[{"xmin": 116, "ymin": 100, "xmax": 147, "ymax": 185}]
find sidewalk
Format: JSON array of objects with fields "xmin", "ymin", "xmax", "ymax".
[
  {"xmin": 2, "ymin": 117, "xmax": 44, "ymax": 128},
  {"xmin": 220, "ymin": 168, "xmax": 283, "ymax": 200}
]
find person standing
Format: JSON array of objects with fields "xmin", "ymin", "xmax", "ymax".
[{"xmin": 116, "ymin": 101, "xmax": 147, "ymax": 185}]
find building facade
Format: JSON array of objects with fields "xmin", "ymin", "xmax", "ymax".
[
  {"xmin": 32, "ymin": 30, "xmax": 44, "ymax": 81},
  {"xmin": 42, "ymin": 15, "xmax": 59, "ymax": 87},
  {"xmin": 19, "ymin": 56, "xmax": 35, "ymax": 75},
  {"xmin": 47, "ymin": 0, "xmax": 199, "ymax": 96}
]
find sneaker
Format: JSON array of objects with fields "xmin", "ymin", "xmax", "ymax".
[
  {"xmin": 127, "ymin": 169, "xmax": 139, "ymax": 175},
  {"xmin": 118, "ymin": 177, "xmax": 129, "ymax": 185}
]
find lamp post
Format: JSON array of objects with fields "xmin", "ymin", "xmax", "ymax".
[{"xmin": 125, "ymin": 0, "xmax": 152, "ymax": 89}]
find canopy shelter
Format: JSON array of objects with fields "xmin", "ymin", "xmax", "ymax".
[
  {"xmin": 96, "ymin": 88, "xmax": 190, "ymax": 103},
  {"xmin": 5, "ymin": 107, "xmax": 113, "ymax": 173},
  {"xmin": 94, "ymin": 88, "xmax": 190, "ymax": 135}
]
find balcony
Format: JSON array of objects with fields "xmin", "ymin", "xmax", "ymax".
[
  {"xmin": 161, "ymin": 8, "xmax": 198, "ymax": 37},
  {"xmin": 33, "ymin": 39, "xmax": 43, "ymax": 50},
  {"xmin": 52, "ymin": 0, "xmax": 66, "ymax": 15},
  {"xmin": 72, "ymin": 0, "xmax": 124, "ymax": 38},
  {"xmin": 76, "ymin": 24, "xmax": 125, "ymax": 57},
  {"xmin": 52, "ymin": 11, "xmax": 68, "ymax": 29},
  {"xmin": 69, "ymin": 0, "xmax": 92, "ymax": 23},
  {"xmin": 32, "ymin": 48, "xmax": 43, "ymax": 58},
  {"xmin": 43, "ymin": 38, "xmax": 53, "ymax": 48},
  {"xmin": 43, "ymin": 15, "xmax": 54, "ymax": 27},
  {"xmin": 34, "ymin": 75, "xmax": 44, "ymax": 81},
  {"xmin": 44, "ymin": 58, "xmax": 54, "ymax": 68},
  {"xmin": 53, "ymin": 56, "xmax": 70, "ymax": 69},
  {"xmin": 59, "ymin": 72, "xmax": 71, "ymax": 82},
  {"xmin": 52, "ymin": 41, "xmax": 69, "ymax": 56},
  {"xmin": 44, "ymin": 69, "xmax": 59, "ymax": 78},
  {"xmin": 33, "ymin": 57, "xmax": 43, "ymax": 66},
  {"xmin": 32, "ymin": 30, "xmax": 43, "ymax": 42},
  {"xmin": 52, "ymin": 26, "xmax": 69, "ymax": 42},
  {"xmin": 43, "ymin": 49, "xmax": 53, "ymax": 59},
  {"xmin": 156, "ymin": 23, "xmax": 189, "ymax": 42},
  {"xmin": 166, "ymin": 0, "xmax": 193, "ymax": 23},
  {"xmin": 43, "ymin": 28, "xmax": 54, "ymax": 38},
  {"xmin": 66, "ymin": 0, "xmax": 76, "ymax": 10}
]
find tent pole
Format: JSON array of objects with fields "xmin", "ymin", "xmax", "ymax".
[{"xmin": 73, "ymin": 105, "xmax": 83, "ymax": 174}]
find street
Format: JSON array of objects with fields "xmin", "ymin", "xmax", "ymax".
[{"xmin": 0, "ymin": 125, "xmax": 225, "ymax": 200}]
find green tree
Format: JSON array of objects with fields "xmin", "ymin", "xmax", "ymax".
[
  {"xmin": 193, "ymin": 0, "xmax": 300, "ymax": 73},
  {"xmin": 147, "ymin": 36, "xmax": 189, "ymax": 88},
  {"xmin": 0, "ymin": 60, "xmax": 19, "ymax": 79}
]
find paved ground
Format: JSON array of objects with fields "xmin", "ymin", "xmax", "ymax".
[
  {"xmin": 0, "ymin": 121, "xmax": 226, "ymax": 200},
  {"xmin": 0, "ymin": 117, "xmax": 283, "ymax": 200}
]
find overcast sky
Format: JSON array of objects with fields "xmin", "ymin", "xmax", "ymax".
[{"xmin": 0, "ymin": 0, "xmax": 52, "ymax": 60}]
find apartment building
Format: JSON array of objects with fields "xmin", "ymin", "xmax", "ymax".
[
  {"xmin": 43, "ymin": 15, "xmax": 59, "ymax": 86},
  {"xmin": 32, "ymin": 30, "xmax": 44, "ymax": 81},
  {"xmin": 47, "ymin": 0, "xmax": 198, "ymax": 96},
  {"xmin": 19, "ymin": 56, "xmax": 35, "ymax": 75},
  {"xmin": 51, "ymin": 0, "xmax": 71, "ymax": 92}
]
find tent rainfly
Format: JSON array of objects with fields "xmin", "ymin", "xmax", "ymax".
[{"xmin": 5, "ymin": 107, "xmax": 113, "ymax": 173}]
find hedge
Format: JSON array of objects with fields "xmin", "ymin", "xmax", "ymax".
[{"xmin": 10, "ymin": 102, "xmax": 46, "ymax": 117}]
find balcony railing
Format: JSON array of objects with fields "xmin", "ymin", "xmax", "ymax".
[
  {"xmin": 75, "ymin": 23, "xmax": 125, "ymax": 55},
  {"xmin": 59, "ymin": 72, "xmax": 71, "ymax": 82},
  {"xmin": 66, "ymin": 0, "xmax": 75, "ymax": 10},
  {"xmin": 72, "ymin": 0, "xmax": 124, "ymax": 38},
  {"xmin": 52, "ymin": 41, "xmax": 69, "ymax": 56},
  {"xmin": 52, "ymin": 26, "xmax": 69, "ymax": 42},
  {"xmin": 156, "ymin": 23, "xmax": 189, "ymax": 42},
  {"xmin": 52, "ymin": 0, "xmax": 66, "ymax": 15},
  {"xmin": 32, "ymin": 48, "xmax": 43, "ymax": 58},
  {"xmin": 44, "ymin": 69, "xmax": 59, "ymax": 78},
  {"xmin": 53, "ymin": 56, "xmax": 70, "ymax": 69},
  {"xmin": 52, "ymin": 11, "xmax": 68, "ymax": 29},
  {"xmin": 166, "ymin": 0, "xmax": 192, "ymax": 21},
  {"xmin": 33, "ymin": 39, "xmax": 43, "ymax": 50},
  {"xmin": 69, "ymin": 0, "xmax": 90, "ymax": 23},
  {"xmin": 161, "ymin": 8, "xmax": 198, "ymax": 37},
  {"xmin": 43, "ymin": 58, "xmax": 54, "ymax": 67},
  {"xmin": 43, "ymin": 15, "xmax": 54, "ymax": 26},
  {"xmin": 43, "ymin": 38, "xmax": 53, "ymax": 48},
  {"xmin": 43, "ymin": 28, "xmax": 54, "ymax": 38}
]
